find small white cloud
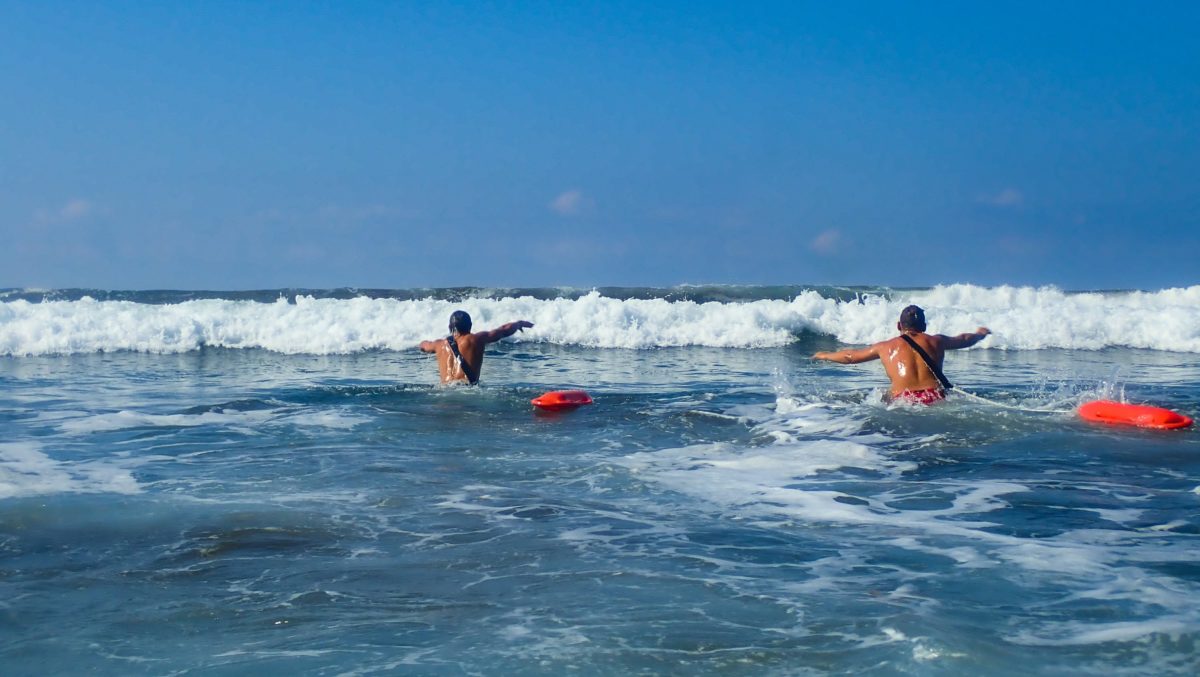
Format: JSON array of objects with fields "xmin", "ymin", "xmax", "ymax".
[
  {"xmin": 809, "ymin": 229, "xmax": 841, "ymax": 255},
  {"xmin": 60, "ymin": 199, "xmax": 93, "ymax": 220},
  {"xmin": 549, "ymin": 189, "xmax": 590, "ymax": 216},
  {"xmin": 979, "ymin": 188, "xmax": 1024, "ymax": 208},
  {"xmin": 33, "ymin": 198, "xmax": 94, "ymax": 226}
]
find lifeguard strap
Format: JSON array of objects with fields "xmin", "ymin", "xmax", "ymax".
[
  {"xmin": 445, "ymin": 334, "xmax": 479, "ymax": 384},
  {"xmin": 899, "ymin": 334, "xmax": 953, "ymax": 391}
]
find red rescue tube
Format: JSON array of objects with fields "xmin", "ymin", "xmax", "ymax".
[
  {"xmin": 1078, "ymin": 400, "xmax": 1193, "ymax": 430},
  {"xmin": 531, "ymin": 390, "xmax": 593, "ymax": 411}
]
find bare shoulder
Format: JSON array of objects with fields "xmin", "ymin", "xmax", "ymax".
[
  {"xmin": 875, "ymin": 336, "xmax": 905, "ymax": 352},
  {"xmin": 419, "ymin": 338, "xmax": 446, "ymax": 352}
]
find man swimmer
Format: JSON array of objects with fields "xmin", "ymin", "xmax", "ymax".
[
  {"xmin": 419, "ymin": 310, "xmax": 534, "ymax": 384},
  {"xmin": 812, "ymin": 305, "xmax": 990, "ymax": 404}
]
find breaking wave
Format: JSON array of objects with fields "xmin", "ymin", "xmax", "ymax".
[{"xmin": 1, "ymin": 284, "xmax": 1197, "ymax": 355}]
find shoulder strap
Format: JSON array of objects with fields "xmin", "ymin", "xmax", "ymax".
[
  {"xmin": 445, "ymin": 334, "xmax": 479, "ymax": 385},
  {"xmin": 899, "ymin": 334, "xmax": 953, "ymax": 390}
]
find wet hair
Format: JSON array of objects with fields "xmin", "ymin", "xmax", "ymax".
[
  {"xmin": 898, "ymin": 305, "xmax": 927, "ymax": 332},
  {"xmin": 449, "ymin": 310, "xmax": 472, "ymax": 335}
]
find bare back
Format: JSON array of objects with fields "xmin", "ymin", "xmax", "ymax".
[
  {"xmin": 876, "ymin": 332, "xmax": 947, "ymax": 395},
  {"xmin": 811, "ymin": 313, "xmax": 988, "ymax": 399},
  {"xmin": 432, "ymin": 334, "xmax": 486, "ymax": 384},
  {"xmin": 419, "ymin": 319, "xmax": 534, "ymax": 384}
]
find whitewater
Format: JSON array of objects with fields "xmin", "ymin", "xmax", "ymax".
[
  {"xmin": 2, "ymin": 284, "xmax": 1199, "ymax": 354},
  {"xmin": 2, "ymin": 284, "xmax": 1198, "ymax": 676}
]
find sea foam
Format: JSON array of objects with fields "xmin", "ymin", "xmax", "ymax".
[
  {"xmin": 1, "ymin": 284, "xmax": 1197, "ymax": 355},
  {"xmin": 0, "ymin": 442, "xmax": 141, "ymax": 499}
]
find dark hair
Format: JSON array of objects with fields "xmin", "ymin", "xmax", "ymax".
[
  {"xmin": 898, "ymin": 305, "xmax": 927, "ymax": 332},
  {"xmin": 449, "ymin": 310, "xmax": 472, "ymax": 335}
]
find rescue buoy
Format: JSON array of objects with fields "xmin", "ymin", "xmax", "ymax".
[
  {"xmin": 531, "ymin": 390, "xmax": 593, "ymax": 411},
  {"xmin": 1078, "ymin": 400, "xmax": 1193, "ymax": 430}
]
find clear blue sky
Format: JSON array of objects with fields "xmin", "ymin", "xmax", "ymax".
[{"xmin": 2, "ymin": 1, "xmax": 1197, "ymax": 290}]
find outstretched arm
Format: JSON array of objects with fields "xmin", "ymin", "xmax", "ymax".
[
  {"xmin": 940, "ymin": 327, "xmax": 991, "ymax": 350},
  {"xmin": 813, "ymin": 344, "xmax": 881, "ymax": 364},
  {"xmin": 476, "ymin": 320, "xmax": 534, "ymax": 344},
  {"xmin": 418, "ymin": 339, "xmax": 441, "ymax": 353}
]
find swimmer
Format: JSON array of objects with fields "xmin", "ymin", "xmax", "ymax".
[
  {"xmin": 419, "ymin": 310, "xmax": 533, "ymax": 384},
  {"xmin": 812, "ymin": 305, "xmax": 990, "ymax": 404}
]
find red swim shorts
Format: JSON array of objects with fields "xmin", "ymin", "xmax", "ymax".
[{"xmin": 890, "ymin": 388, "xmax": 946, "ymax": 405}]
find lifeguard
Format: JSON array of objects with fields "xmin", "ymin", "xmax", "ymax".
[
  {"xmin": 813, "ymin": 305, "xmax": 990, "ymax": 404},
  {"xmin": 419, "ymin": 310, "xmax": 533, "ymax": 384}
]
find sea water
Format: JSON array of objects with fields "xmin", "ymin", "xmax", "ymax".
[{"xmin": 1, "ymin": 285, "xmax": 1198, "ymax": 675}]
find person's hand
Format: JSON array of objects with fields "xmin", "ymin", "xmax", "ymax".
[
  {"xmin": 976, "ymin": 327, "xmax": 991, "ymax": 336},
  {"xmin": 515, "ymin": 320, "xmax": 533, "ymax": 332}
]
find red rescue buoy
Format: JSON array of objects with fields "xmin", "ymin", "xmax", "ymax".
[
  {"xmin": 531, "ymin": 390, "xmax": 593, "ymax": 411},
  {"xmin": 1078, "ymin": 400, "xmax": 1193, "ymax": 430}
]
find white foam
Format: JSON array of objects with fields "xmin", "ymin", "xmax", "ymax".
[
  {"xmin": 2, "ymin": 285, "xmax": 1197, "ymax": 355},
  {"xmin": 903, "ymin": 284, "xmax": 1200, "ymax": 352},
  {"xmin": 1011, "ymin": 617, "xmax": 1199, "ymax": 646},
  {"xmin": 884, "ymin": 537, "xmax": 995, "ymax": 569},
  {"xmin": 620, "ymin": 399, "xmax": 922, "ymax": 527},
  {"xmin": 623, "ymin": 391, "xmax": 1200, "ymax": 652},
  {"xmin": 996, "ymin": 541, "xmax": 1113, "ymax": 576},
  {"xmin": 0, "ymin": 442, "xmax": 141, "ymax": 499},
  {"xmin": 59, "ymin": 408, "xmax": 277, "ymax": 434},
  {"xmin": 283, "ymin": 409, "xmax": 370, "ymax": 429},
  {"xmin": 1084, "ymin": 507, "xmax": 1144, "ymax": 525}
]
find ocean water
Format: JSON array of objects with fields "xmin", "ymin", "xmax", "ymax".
[{"xmin": 1, "ymin": 284, "xmax": 1198, "ymax": 676}]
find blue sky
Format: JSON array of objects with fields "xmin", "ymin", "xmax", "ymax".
[{"xmin": 2, "ymin": 1, "xmax": 1197, "ymax": 290}]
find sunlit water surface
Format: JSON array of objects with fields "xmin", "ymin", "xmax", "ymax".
[{"xmin": 2, "ymin": 342, "xmax": 1198, "ymax": 675}]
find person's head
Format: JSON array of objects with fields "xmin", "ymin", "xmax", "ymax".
[
  {"xmin": 449, "ymin": 310, "xmax": 472, "ymax": 335},
  {"xmin": 898, "ymin": 305, "xmax": 927, "ymax": 333}
]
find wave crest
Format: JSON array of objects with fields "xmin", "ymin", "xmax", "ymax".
[{"xmin": 1, "ymin": 285, "xmax": 1197, "ymax": 355}]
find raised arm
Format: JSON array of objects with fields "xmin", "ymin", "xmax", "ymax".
[
  {"xmin": 475, "ymin": 320, "xmax": 534, "ymax": 344},
  {"xmin": 813, "ymin": 344, "xmax": 882, "ymax": 364},
  {"xmin": 418, "ymin": 339, "xmax": 441, "ymax": 353},
  {"xmin": 939, "ymin": 327, "xmax": 991, "ymax": 350}
]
